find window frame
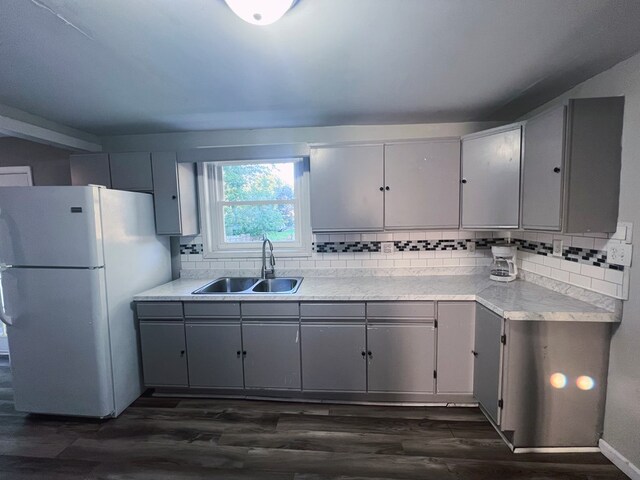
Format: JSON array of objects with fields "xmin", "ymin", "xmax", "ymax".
[{"xmin": 200, "ymin": 157, "xmax": 312, "ymax": 259}]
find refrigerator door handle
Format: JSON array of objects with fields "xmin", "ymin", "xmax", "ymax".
[{"xmin": 0, "ymin": 264, "xmax": 13, "ymax": 326}]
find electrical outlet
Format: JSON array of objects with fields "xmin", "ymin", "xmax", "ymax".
[
  {"xmin": 552, "ymin": 239, "xmax": 563, "ymax": 257},
  {"xmin": 466, "ymin": 241, "xmax": 476, "ymax": 253},
  {"xmin": 381, "ymin": 242, "xmax": 394, "ymax": 254},
  {"xmin": 607, "ymin": 242, "xmax": 632, "ymax": 267}
]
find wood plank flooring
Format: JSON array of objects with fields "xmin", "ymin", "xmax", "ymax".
[{"xmin": 0, "ymin": 358, "xmax": 626, "ymax": 479}]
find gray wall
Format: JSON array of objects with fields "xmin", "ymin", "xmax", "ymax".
[
  {"xmin": 0, "ymin": 137, "xmax": 72, "ymax": 185},
  {"xmin": 523, "ymin": 51, "xmax": 640, "ymax": 468}
]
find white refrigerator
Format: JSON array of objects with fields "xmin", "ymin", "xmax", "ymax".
[{"xmin": 0, "ymin": 186, "xmax": 171, "ymax": 417}]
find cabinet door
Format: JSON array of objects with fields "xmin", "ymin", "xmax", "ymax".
[
  {"xmin": 151, "ymin": 152, "xmax": 198, "ymax": 235},
  {"xmin": 242, "ymin": 323, "xmax": 301, "ymax": 390},
  {"xmin": 70, "ymin": 154, "xmax": 112, "ymax": 188},
  {"xmin": 367, "ymin": 324, "xmax": 435, "ymax": 393},
  {"xmin": 521, "ymin": 106, "xmax": 565, "ymax": 230},
  {"xmin": 473, "ymin": 304, "xmax": 503, "ymax": 424},
  {"xmin": 436, "ymin": 302, "xmax": 475, "ymax": 394},
  {"xmin": 384, "ymin": 141, "xmax": 460, "ymax": 229},
  {"xmin": 139, "ymin": 322, "xmax": 188, "ymax": 387},
  {"xmin": 461, "ymin": 126, "xmax": 521, "ymax": 229},
  {"xmin": 110, "ymin": 152, "xmax": 153, "ymax": 192},
  {"xmin": 301, "ymin": 324, "xmax": 366, "ymax": 391},
  {"xmin": 310, "ymin": 145, "xmax": 384, "ymax": 231},
  {"xmin": 185, "ymin": 323, "xmax": 243, "ymax": 388}
]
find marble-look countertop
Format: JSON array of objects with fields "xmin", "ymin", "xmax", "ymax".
[{"xmin": 134, "ymin": 275, "xmax": 619, "ymax": 323}]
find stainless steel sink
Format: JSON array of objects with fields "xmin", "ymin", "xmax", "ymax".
[
  {"xmin": 191, "ymin": 277, "xmax": 302, "ymax": 294},
  {"xmin": 251, "ymin": 278, "xmax": 302, "ymax": 294},
  {"xmin": 192, "ymin": 277, "xmax": 260, "ymax": 294}
]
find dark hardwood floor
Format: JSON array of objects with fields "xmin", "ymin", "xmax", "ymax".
[{"xmin": 0, "ymin": 358, "xmax": 626, "ymax": 479}]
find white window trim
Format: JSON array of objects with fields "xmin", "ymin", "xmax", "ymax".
[{"xmin": 199, "ymin": 158, "xmax": 312, "ymax": 259}]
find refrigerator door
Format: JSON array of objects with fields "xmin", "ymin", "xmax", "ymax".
[
  {"xmin": 0, "ymin": 186, "xmax": 104, "ymax": 267},
  {"xmin": 2, "ymin": 266, "xmax": 115, "ymax": 417}
]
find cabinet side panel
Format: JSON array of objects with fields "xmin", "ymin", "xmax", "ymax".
[
  {"xmin": 565, "ymin": 97, "xmax": 624, "ymax": 233},
  {"xmin": 177, "ymin": 162, "xmax": 199, "ymax": 236},
  {"xmin": 473, "ymin": 304, "xmax": 503, "ymax": 424},
  {"xmin": 501, "ymin": 321, "xmax": 611, "ymax": 448}
]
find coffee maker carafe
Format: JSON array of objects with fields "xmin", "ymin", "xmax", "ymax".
[{"xmin": 490, "ymin": 245, "xmax": 518, "ymax": 282}]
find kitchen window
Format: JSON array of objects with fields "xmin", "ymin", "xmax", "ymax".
[{"xmin": 200, "ymin": 158, "xmax": 312, "ymax": 258}]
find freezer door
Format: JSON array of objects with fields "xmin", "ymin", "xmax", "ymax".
[
  {"xmin": 2, "ymin": 267, "xmax": 115, "ymax": 417},
  {"xmin": 0, "ymin": 187, "xmax": 104, "ymax": 267}
]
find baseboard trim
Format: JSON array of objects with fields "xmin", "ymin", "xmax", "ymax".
[
  {"xmin": 513, "ymin": 446, "xmax": 600, "ymax": 454},
  {"xmin": 600, "ymin": 439, "xmax": 640, "ymax": 480}
]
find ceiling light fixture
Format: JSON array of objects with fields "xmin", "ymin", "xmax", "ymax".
[{"xmin": 224, "ymin": 0, "xmax": 295, "ymax": 26}]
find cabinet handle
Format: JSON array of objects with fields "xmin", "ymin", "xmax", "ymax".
[
  {"xmin": 367, "ymin": 351, "xmax": 372, "ymax": 358},
  {"xmin": 385, "ymin": 186, "xmax": 390, "ymax": 191},
  {"xmin": 361, "ymin": 351, "xmax": 366, "ymax": 357},
  {"xmin": 242, "ymin": 350, "xmax": 247, "ymax": 356},
  {"xmin": 171, "ymin": 195, "xmax": 177, "ymax": 199},
  {"xmin": 553, "ymin": 167, "xmax": 561, "ymax": 173},
  {"xmin": 180, "ymin": 350, "xmax": 185, "ymax": 357},
  {"xmin": 471, "ymin": 350, "xmax": 478, "ymax": 357},
  {"xmin": 379, "ymin": 187, "xmax": 384, "ymax": 191},
  {"xmin": 461, "ymin": 178, "xmax": 467, "ymax": 184},
  {"xmin": 236, "ymin": 350, "xmax": 241, "ymax": 356}
]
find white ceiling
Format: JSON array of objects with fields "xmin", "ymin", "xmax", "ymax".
[{"xmin": 1, "ymin": 0, "xmax": 640, "ymax": 135}]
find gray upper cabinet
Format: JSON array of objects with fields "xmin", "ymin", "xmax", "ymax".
[
  {"xmin": 461, "ymin": 125, "xmax": 522, "ymax": 229},
  {"xmin": 151, "ymin": 152, "xmax": 199, "ymax": 236},
  {"xmin": 522, "ymin": 97, "xmax": 624, "ymax": 233},
  {"xmin": 436, "ymin": 302, "xmax": 475, "ymax": 395},
  {"xmin": 310, "ymin": 145, "xmax": 384, "ymax": 232},
  {"xmin": 384, "ymin": 141, "xmax": 460, "ymax": 229},
  {"xmin": 109, "ymin": 152, "xmax": 153, "ymax": 192},
  {"xmin": 70, "ymin": 153, "xmax": 112, "ymax": 188}
]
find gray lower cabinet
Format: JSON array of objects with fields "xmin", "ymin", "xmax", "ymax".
[
  {"xmin": 151, "ymin": 152, "xmax": 199, "ymax": 236},
  {"xmin": 301, "ymin": 324, "xmax": 366, "ymax": 391},
  {"xmin": 436, "ymin": 302, "xmax": 475, "ymax": 394},
  {"xmin": 461, "ymin": 125, "xmax": 522, "ymax": 229},
  {"xmin": 522, "ymin": 97, "xmax": 624, "ymax": 233},
  {"xmin": 384, "ymin": 140, "xmax": 460, "ymax": 229},
  {"xmin": 185, "ymin": 323, "xmax": 244, "ymax": 388},
  {"xmin": 473, "ymin": 303, "xmax": 503, "ymax": 424},
  {"xmin": 367, "ymin": 324, "xmax": 435, "ymax": 393},
  {"xmin": 139, "ymin": 321, "xmax": 188, "ymax": 387},
  {"xmin": 242, "ymin": 322, "xmax": 301, "ymax": 390}
]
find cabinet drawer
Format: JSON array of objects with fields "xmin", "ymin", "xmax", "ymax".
[
  {"xmin": 184, "ymin": 302, "xmax": 240, "ymax": 318},
  {"xmin": 300, "ymin": 303, "xmax": 366, "ymax": 319},
  {"xmin": 242, "ymin": 302, "xmax": 299, "ymax": 318},
  {"xmin": 367, "ymin": 302, "xmax": 435, "ymax": 319},
  {"xmin": 137, "ymin": 302, "xmax": 183, "ymax": 319}
]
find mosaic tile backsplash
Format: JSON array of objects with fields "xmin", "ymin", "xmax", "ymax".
[{"xmin": 179, "ymin": 229, "xmax": 629, "ymax": 299}]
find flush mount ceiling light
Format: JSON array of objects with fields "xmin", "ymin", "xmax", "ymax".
[{"xmin": 224, "ymin": 0, "xmax": 295, "ymax": 26}]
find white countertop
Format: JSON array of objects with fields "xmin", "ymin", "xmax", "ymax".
[{"xmin": 133, "ymin": 275, "xmax": 619, "ymax": 323}]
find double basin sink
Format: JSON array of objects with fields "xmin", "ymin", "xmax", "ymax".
[{"xmin": 192, "ymin": 277, "xmax": 303, "ymax": 295}]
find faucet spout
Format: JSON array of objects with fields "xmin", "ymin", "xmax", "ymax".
[{"xmin": 261, "ymin": 236, "xmax": 276, "ymax": 279}]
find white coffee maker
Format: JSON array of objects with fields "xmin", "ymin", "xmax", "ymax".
[{"xmin": 490, "ymin": 245, "xmax": 518, "ymax": 282}]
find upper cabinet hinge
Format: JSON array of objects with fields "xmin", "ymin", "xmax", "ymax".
[
  {"xmin": 434, "ymin": 320, "xmax": 438, "ymax": 328},
  {"xmin": 498, "ymin": 399, "xmax": 504, "ymax": 409},
  {"xmin": 433, "ymin": 370, "xmax": 437, "ymax": 379},
  {"xmin": 500, "ymin": 334, "xmax": 507, "ymax": 345}
]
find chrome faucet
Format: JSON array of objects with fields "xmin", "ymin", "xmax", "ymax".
[{"xmin": 261, "ymin": 236, "xmax": 276, "ymax": 279}]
